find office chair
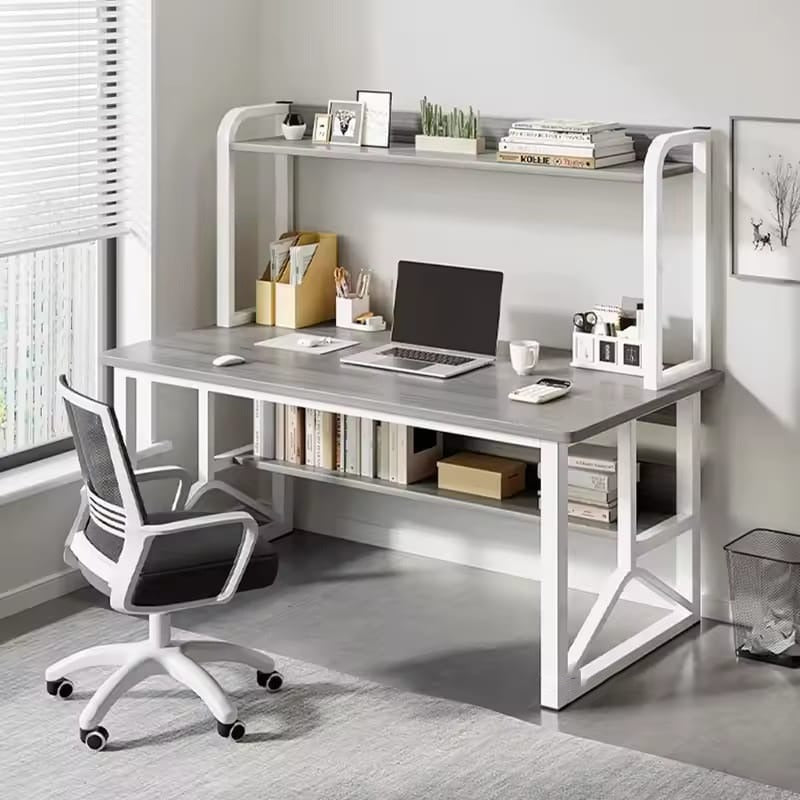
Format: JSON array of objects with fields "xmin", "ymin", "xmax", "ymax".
[{"xmin": 45, "ymin": 376, "xmax": 284, "ymax": 752}]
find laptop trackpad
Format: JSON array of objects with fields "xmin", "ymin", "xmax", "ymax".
[{"xmin": 382, "ymin": 357, "xmax": 430, "ymax": 371}]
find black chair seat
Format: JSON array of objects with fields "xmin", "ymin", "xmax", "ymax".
[{"xmin": 84, "ymin": 510, "xmax": 279, "ymax": 606}]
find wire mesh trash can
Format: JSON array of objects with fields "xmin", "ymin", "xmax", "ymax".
[{"xmin": 725, "ymin": 528, "xmax": 800, "ymax": 667}]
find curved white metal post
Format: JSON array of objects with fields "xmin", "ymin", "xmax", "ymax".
[
  {"xmin": 643, "ymin": 128, "xmax": 712, "ymax": 390},
  {"xmin": 217, "ymin": 102, "xmax": 291, "ymax": 328}
]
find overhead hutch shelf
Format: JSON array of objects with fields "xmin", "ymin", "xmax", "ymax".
[{"xmin": 216, "ymin": 102, "xmax": 712, "ymax": 532}]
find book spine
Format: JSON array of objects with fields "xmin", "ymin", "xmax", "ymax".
[
  {"xmin": 566, "ymin": 486, "xmax": 617, "ymax": 506},
  {"xmin": 396, "ymin": 425, "xmax": 408, "ymax": 485},
  {"xmin": 506, "ymin": 128, "xmax": 624, "ymax": 143},
  {"xmin": 335, "ymin": 414, "xmax": 345, "ymax": 472},
  {"xmin": 314, "ymin": 410, "xmax": 323, "ymax": 467},
  {"xmin": 497, "ymin": 152, "xmax": 595, "ymax": 169},
  {"xmin": 567, "ymin": 501, "xmax": 617, "ymax": 523},
  {"xmin": 253, "ymin": 401, "xmax": 262, "ymax": 457},
  {"xmin": 305, "ymin": 408, "xmax": 316, "ymax": 466},
  {"xmin": 345, "ymin": 415, "xmax": 361, "ymax": 475},
  {"xmin": 320, "ymin": 412, "xmax": 335, "ymax": 470},
  {"xmin": 499, "ymin": 140, "xmax": 631, "ymax": 157},
  {"xmin": 360, "ymin": 418, "xmax": 375, "ymax": 478},
  {"xmin": 568, "ymin": 456, "xmax": 616, "ymax": 474},
  {"xmin": 379, "ymin": 422, "xmax": 390, "ymax": 480},
  {"xmin": 286, "ymin": 406, "xmax": 305, "ymax": 465},
  {"xmin": 275, "ymin": 403, "xmax": 285, "ymax": 461},
  {"xmin": 537, "ymin": 463, "xmax": 616, "ymax": 491},
  {"xmin": 388, "ymin": 424, "xmax": 398, "ymax": 483}
]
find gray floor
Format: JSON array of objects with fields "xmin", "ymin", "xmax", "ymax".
[{"xmin": 5, "ymin": 531, "xmax": 799, "ymax": 793}]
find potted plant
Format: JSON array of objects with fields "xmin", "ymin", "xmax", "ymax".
[{"xmin": 415, "ymin": 96, "xmax": 485, "ymax": 155}]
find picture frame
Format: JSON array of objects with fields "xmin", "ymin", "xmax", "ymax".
[
  {"xmin": 356, "ymin": 89, "xmax": 392, "ymax": 148},
  {"xmin": 731, "ymin": 115, "xmax": 800, "ymax": 283},
  {"xmin": 327, "ymin": 100, "xmax": 364, "ymax": 146},
  {"xmin": 312, "ymin": 112, "xmax": 331, "ymax": 144}
]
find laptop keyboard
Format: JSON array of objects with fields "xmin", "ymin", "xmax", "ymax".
[{"xmin": 383, "ymin": 347, "xmax": 472, "ymax": 366}]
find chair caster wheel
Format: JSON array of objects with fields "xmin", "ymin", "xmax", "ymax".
[
  {"xmin": 257, "ymin": 670, "xmax": 284, "ymax": 693},
  {"xmin": 80, "ymin": 726, "xmax": 109, "ymax": 752},
  {"xmin": 46, "ymin": 677, "xmax": 74, "ymax": 699},
  {"xmin": 217, "ymin": 719, "xmax": 246, "ymax": 741}
]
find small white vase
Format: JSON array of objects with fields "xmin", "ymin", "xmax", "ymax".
[{"xmin": 282, "ymin": 122, "xmax": 307, "ymax": 141}]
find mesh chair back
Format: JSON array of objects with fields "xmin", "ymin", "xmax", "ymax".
[{"xmin": 58, "ymin": 375, "xmax": 145, "ymax": 525}]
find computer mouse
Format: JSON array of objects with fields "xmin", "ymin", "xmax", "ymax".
[
  {"xmin": 296, "ymin": 337, "xmax": 316, "ymax": 348},
  {"xmin": 212, "ymin": 354, "xmax": 246, "ymax": 367}
]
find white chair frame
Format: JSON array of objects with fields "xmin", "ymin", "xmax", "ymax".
[{"xmin": 46, "ymin": 379, "xmax": 284, "ymax": 750}]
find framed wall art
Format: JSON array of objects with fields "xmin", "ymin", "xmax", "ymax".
[
  {"xmin": 356, "ymin": 89, "xmax": 392, "ymax": 148},
  {"xmin": 327, "ymin": 100, "xmax": 364, "ymax": 146},
  {"xmin": 732, "ymin": 116, "xmax": 800, "ymax": 282}
]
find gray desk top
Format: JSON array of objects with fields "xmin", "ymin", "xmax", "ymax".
[{"xmin": 103, "ymin": 325, "xmax": 722, "ymax": 444}]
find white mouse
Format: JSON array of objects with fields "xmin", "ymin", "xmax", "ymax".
[{"xmin": 212, "ymin": 354, "xmax": 246, "ymax": 367}]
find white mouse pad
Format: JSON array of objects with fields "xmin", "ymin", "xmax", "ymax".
[{"xmin": 254, "ymin": 333, "xmax": 359, "ymax": 355}]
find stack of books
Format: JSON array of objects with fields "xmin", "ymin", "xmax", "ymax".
[
  {"xmin": 536, "ymin": 444, "xmax": 639, "ymax": 524},
  {"xmin": 267, "ymin": 405, "xmax": 443, "ymax": 485},
  {"xmin": 497, "ymin": 119, "xmax": 635, "ymax": 170}
]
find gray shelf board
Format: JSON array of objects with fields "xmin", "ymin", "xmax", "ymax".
[
  {"xmin": 231, "ymin": 138, "xmax": 693, "ymax": 183},
  {"xmin": 236, "ymin": 455, "xmax": 669, "ymax": 539}
]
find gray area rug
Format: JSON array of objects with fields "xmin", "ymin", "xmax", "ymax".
[{"xmin": 3, "ymin": 606, "xmax": 796, "ymax": 800}]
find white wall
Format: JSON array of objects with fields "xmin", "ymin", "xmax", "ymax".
[{"xmin": 258, "ymin": 0, "xmax": 800, "ymax": 615}]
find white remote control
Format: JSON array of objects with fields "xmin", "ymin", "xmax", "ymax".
[{"xmin": 509, "ymin": 377, "xmax": 573, "ymax": 405}]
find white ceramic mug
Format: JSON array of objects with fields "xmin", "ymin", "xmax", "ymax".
[{"xmin": 509, "ymin": 340, "xmax": 540, "ymax": 376}]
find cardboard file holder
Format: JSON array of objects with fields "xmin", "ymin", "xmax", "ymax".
[{"xmin": 256, "ymin": 232, "xmax": 338, "ymax": 329}]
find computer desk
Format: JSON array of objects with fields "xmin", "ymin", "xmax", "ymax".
[{"xmin": 103, "ymin": 323, "xmax": 722, "ymax": 710}]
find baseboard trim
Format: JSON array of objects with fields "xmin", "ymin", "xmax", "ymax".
[
  {"xmin": 0, "ymin": 568, "xmax": 84, "ymax": 621},
  {"xmin": 701, "ymin": 593, "xmax": 731, "ymax": 623}
]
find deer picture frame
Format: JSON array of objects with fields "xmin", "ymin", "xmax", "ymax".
[
  {"xmin": 732, "ymin": 116, "xmax": 800, "ymax": 283},
  {"xmin": 327, "ymin": 100, "xmax": 364, "ymax": 147}
]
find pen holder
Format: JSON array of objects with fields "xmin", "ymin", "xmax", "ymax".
[{"xmin": 336, "ymin": 294, "xmax": 371, "ymax": 329}]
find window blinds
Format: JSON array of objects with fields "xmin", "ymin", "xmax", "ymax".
[{"xmin": 0, "ymin": 1, "xmax": 132, "ymax": 257}]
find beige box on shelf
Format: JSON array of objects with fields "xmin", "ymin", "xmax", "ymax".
[
  {"xmin": 256, "ymin": 232, "xmax": 338, "ymax": 328},
  {"xmin": 276, "ymin": 232, "xmax": 338, "ymax": 329},
  {"xmin": 437, "ymin": 452, "xmax": 526, "ymax": 500}
]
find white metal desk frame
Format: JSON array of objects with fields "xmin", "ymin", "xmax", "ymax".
[
  {"xmin": 112, "ymin": 363, "xmax": 702, "ymax": 711},
  {"xmin": 112, "ymin": 105, "xmax": 710, "ymax": 710}
]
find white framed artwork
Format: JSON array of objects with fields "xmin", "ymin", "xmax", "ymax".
[
  {"xmin": 732, "ymin": 116, "xmax": 800, "ymax": 282},
  {"xmin": 356, "ymin": 89, "xmax": 392, "ymax": 148}
]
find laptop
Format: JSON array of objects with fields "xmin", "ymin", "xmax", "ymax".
[{"xmin": 340, "ymin": 261, "xmax": 503, "ymax": 379}]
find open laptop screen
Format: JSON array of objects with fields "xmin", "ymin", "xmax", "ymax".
[{"xmin": 391, "ymin": 261, "xmax": 503, "ymax": 356}]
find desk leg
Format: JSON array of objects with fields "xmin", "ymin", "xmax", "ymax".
[
  {"xmin": 539, "ymin": 440, "xmax": 570, "ymax": 710},
  {"xmin": 113, "ymin": 370, "xmax": 137, "ymax": 468}
]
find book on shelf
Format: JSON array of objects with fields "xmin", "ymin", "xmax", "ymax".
[
  {"xmin": 499, "ymin": 140, "xmax": 633, "ymax": 159},
  {"xmin": 497, "ymin": 151, "xmax": 636, "ymax": 169},
  {"xmin": 360, "ymin": 418, "xmax": 376, "ymax": 478},
  {"xmin": 319, "ymin": 411, "xmax": 336, "ymax": 470},
  {"xmin": 377, "ymin": 421, "xmax": 390, "ymax": 480},
  {"xmin": 274, "ymin": 403, "xmax": 285, "ymax": 461},
  {"xmin": 567, "ymin": 444, "xmax": 618, "ymax": 473},
  {"xmin": 504, "ymin": 128, "xmax": 627, "ymax": 144},
  {"xmin": 253, "ymin": 400, "xmax": 274, "ymax": 459},
  {"xmin": 345, "ymin": 415, "xmax": 361, "ymax": 475},
  {"xmin": 388, "ymin": 423, "xmax": 399, "ymax": 483},
  {"xmin": 305, "ymin": 410, "xmax": 317, "ymax": 466},
  {"xmin": 286, "ymin": 405, "xmax": 305, "ymax": 464},
  {"xmin": 537, "ymin": 497, "xmax": 618, "ymax": 523},
  {"xmin": 511, "ymin": 119, "xmax": 621, "ymax": 134},
  {"xmin": 537, "ymin": 486, "xmax": 617, "ymax": 508},
  {"xmin": 335, "ymin": 414, "xmax": 344, "ymax": 472}
]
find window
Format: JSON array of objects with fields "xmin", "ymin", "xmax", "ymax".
[
  {"xmin": 0, "ymin": 243, "xmax": 103, "ymax": 467},
  {"xmin": 0, "ymin": 1, "xmax": 137, "ymax": 470}
]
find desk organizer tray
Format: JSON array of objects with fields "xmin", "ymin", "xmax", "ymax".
[{"xmin": 571, "ymin": 331, "xmax": 645, "ymax": 377}]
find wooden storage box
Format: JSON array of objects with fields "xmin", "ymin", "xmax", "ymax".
[{"xmin": 437, "ymin": 452, "xmax": 526, "ymax": 500}]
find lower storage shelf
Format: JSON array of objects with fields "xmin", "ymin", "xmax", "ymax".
[{"xmin": 234, "ymin": 454, "xmax": 669, "ymax": 539}]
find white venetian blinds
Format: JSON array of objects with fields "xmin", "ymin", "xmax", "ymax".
[{"xmin": 0, "ymin": 0, "xmax": 134, "ymax": 257}]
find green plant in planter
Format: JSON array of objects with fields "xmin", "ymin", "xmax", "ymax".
[{"xmin": 419, "ymin": 96, "xmax": 479, "ymax": 139}]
